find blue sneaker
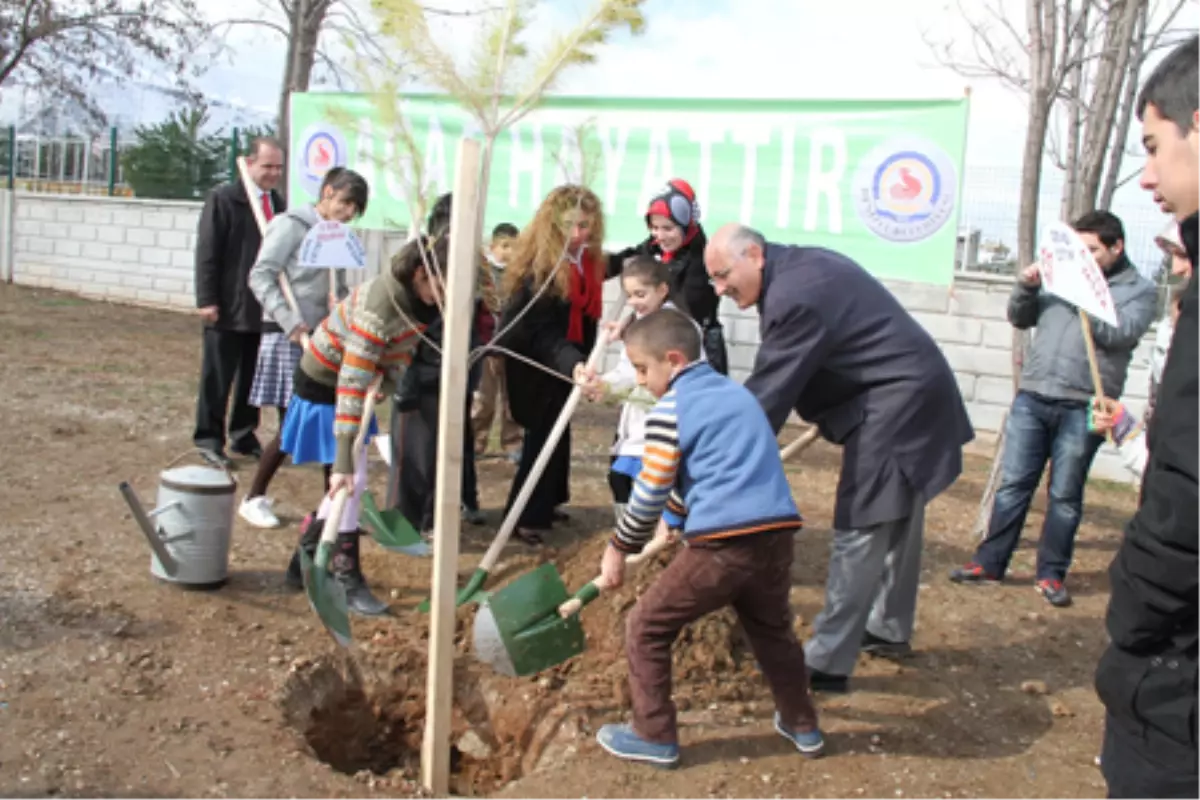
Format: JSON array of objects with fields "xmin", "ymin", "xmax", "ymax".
[
  {"xmin": 596, "ymin": 723, "xmax": 680, "ymax": 768},
  {"xmin": 774, "ymin": 713, "xmax": 825, "ymax": 758}
]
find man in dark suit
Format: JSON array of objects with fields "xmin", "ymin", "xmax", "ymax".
[
  {"xmin": 193, "ymin": 137, "xmax": 286, "ymax": 465},
  {"xmin": 1094, "ymin": 35, "xmax": 1197, "ymax": 799},
  {"xmin": 705, "ymin": 223, "xmax": 974, "ymax": 692}
]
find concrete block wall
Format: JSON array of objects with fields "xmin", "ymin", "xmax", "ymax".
[
  {"xmin": 6, "ymin": 192, "xmax": 1155, "ymax": 484},
  {"xmin": 12, "ymin": 193, "xmax": 203, "ymax": 309}
]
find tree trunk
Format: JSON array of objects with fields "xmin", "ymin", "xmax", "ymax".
[
  {"xmin": 275, "ymin": 0, "xmax": 303, "ymax": 195},
  {"xmin": 275, "ymin": 0, "xmax": 329, "ymax": 196},
  {"xmin": 1099, "ymin": 0, "xmax": 1148, "ymax": 210},
  {"xmin": 1060, "ymin": 0, "xmax": 1088, "ymax": 220},
  {"xmin": 1076, "ymin": 0, "xmax": 1143, "ymax": 213},
  {"xmin": 977, "ymin": 0, "xmax": 1057, "ymax": 541}
]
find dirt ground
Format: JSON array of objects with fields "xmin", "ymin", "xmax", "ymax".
[{"xmin": 0, "ymin": 283, "xmax": 1140, "ymax": 798}]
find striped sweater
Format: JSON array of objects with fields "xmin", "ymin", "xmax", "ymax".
[
  {"xmin": 298, "ymin": 268, "xmax": 431, "ymax": 474},
  {"xmin": 612, "ymin": 361, "xmax": 803, "ymax": 553}
]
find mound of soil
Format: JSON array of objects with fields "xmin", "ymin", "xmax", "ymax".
[{"xmin": 276, "ymin": 534, "xmax": 784, "ymax": 795}]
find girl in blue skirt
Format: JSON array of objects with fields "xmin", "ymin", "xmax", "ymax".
[{"xmin": 281, "ymin": 234, "xmax": 445, "ymax": 616}]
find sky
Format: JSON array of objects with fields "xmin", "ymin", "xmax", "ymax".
[{"xmin": 7, "ymin": 0, "xmax": 1199, "ymax": 266}]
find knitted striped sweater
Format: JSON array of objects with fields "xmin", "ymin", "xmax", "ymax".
[
  {"xmin": 612, "ymin": 362, "xmax": 803, "ymax": 553},
  {"xmin": 298, "ymin": 269, "xmax": 430, "ymax": 474}
]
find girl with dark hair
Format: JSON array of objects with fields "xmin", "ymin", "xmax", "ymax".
[
  {"xmin": 280, "ymin": 234, "xmax": 443, "ymax": 616},
  {"xmin": 607, "ymin": 178, "xmax": 728, "ymax": 374},
  {"xmin": 389, "ymin": 192, "xmax": 497, "ymax": 533},
  {"xmin": 241, "ymin": 167, "xmax": 371, "ymax": 528}
]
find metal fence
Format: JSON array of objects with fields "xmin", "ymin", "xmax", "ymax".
[{"xmin": 0, "ymin": 127, "xmax": 247, "ymax": 198}]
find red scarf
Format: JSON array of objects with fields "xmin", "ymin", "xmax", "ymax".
[
  {"xmin": 659, "ymin": 223, "xmax": 699, "ymax": 264},
  {"xmin": 567, "ymin": 250, "xmax": 603, "ymax": 344}
]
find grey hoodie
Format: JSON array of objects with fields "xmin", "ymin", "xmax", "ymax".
[
  {"xmin": 247, "ymin": 205, "xmax": 349, "ymax": 335},
  {"xmin": 1010, "ymin": 256, "xmax": 1157, "ymax": 402}
]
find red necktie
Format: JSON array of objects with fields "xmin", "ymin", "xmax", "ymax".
[{"xmin": 261, "ymin": 191, "xmax": 274, "ymax": 222}]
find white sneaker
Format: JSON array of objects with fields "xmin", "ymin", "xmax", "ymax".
[{"xmin": 239, "ymin": 495, "xmax": 280, "ymax": 529}]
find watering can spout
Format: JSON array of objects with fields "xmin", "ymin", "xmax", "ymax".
[{"xmin": 118, "ymin": 481, "xmax": 180, "ymax": 577}]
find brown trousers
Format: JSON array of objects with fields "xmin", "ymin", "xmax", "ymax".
[
  {"xmin": 626, "ymin": 531, "xmax": 819, "ymax": 744},
  {"xmin": 471, "ymin": 355, "xmax": 522, "ymax": 453}
]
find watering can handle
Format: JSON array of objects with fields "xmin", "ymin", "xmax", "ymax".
[
  {"xmin": 557, "ymin": 531, "xmax": 679, "ymax": 618},
  {"xmin": 118, "ymin": 481, "xmax": 181, "ymax": 577},
  {"xmin": 162, "ymin": 448, "xmax": 238, "ymax": 482}
]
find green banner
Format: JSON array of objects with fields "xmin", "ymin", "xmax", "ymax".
[{"xmin": 289, "ymin": 92, "xmax": 969, "ymax": 285}]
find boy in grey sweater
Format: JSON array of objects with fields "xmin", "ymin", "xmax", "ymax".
[{"xmin": 950, "ymin": 210, "xmax": 1157, "ymax": 607}]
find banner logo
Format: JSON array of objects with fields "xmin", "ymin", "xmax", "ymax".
[
  {"xmin": 853, "ymin": 137, "xmax": 957, "ymax": 243},
  {"xmin": 297, "ymin": 123, "xmax": 348, "ymax": 198}
]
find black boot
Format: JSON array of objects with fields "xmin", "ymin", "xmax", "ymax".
[
  {"xmin": 330, "ymin": 532, "xmax": 390, "ymax": 617},
  {"xmin": 285, "ymin": 512, "xmax": 323, "ymax": 590}
]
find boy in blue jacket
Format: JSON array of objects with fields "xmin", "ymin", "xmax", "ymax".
[{"xmin": 590, "ymin": 308, "xmax": 824, "ymax": 768}]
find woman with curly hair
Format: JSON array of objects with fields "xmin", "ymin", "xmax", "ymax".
[{"xmin": 496, "ymin": 185, "xmax": 606, "ymax": 545}]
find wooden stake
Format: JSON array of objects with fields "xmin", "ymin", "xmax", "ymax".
[
  {"xmin": 421, "ymin": 137, "xmax": 482, "ymax": 797},
  {"xmin": 1078, "ymin": 312, "xmax": 1105, "ymax": 397}
]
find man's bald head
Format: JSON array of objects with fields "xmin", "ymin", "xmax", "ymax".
[{"xmin": 704, "ymin": 224, "xmax": 767, "ymax": 309}]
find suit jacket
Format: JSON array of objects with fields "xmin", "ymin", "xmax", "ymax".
[
  {"xmin": 194, "ymin": 181, "xmax": 286, "ymax": 332},
  {"xmin": 744, "ymin": 242, "xmax": 975, "ymax": 530}
]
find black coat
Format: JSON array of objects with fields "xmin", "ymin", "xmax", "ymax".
[
  {"xmin": 1095, "ymin": 212, "xmax": 1198, "ymax": 754},
  {"xmin": 194, "ymin": 181, "xmax": 286, "ymax": 332},
  {"xmin": 497, "ymin": 278, "xmax": 596, "ymax": 430},
  {"xmin": 607, "ymin": 229, "xmax": 719, "ymax": 325},
  {"xmin": 744, "ymin": 242, "xmax": 974, "ymax": 530}
]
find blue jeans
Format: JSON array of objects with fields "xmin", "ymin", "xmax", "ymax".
[{"xmin": 974, "ymin": 391, "xmax": 1103, "ymax": 582}]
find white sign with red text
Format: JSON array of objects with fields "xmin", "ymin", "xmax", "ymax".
[
  {"xmin": 298, "ymin": 220, "xmax": 367, "ymax": 270},
  {"xmin": 1037, "ymin": 221, "xmax": 1119, "ymax": 327}
]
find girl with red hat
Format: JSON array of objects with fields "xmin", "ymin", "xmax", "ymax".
[{"xmin": 607, "ymin": 179, "xmax": 728, "ymax": 374}]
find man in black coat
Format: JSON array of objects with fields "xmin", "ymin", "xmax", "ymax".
[
  {"xmin": 705, "ymin": 223, "xmax": 974, "ymax": 692},
  {"xmin": 192, "ymin": 137, "xmax": 285, "ymax": 464},
  {"xmin": 1094, "ymin": 35, "xmax": 1198, "ymax": 799}
]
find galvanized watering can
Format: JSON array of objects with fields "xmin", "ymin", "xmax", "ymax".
[{"xmin": 118, "ymin": 450, "xmax": 237, "ymax": 587}]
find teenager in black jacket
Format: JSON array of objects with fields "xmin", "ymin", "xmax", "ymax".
[
  {"xmin": 606, "ymin": 179, "xmax": 728, "ymax": 374},
  {"xmin": 1094, "ymin": 35, "xmax": 1199, "ymax": 799}
]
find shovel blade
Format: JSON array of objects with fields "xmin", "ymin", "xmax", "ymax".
[
  {"xmin": 300, "ymin": 544, "xmax": 352, "ymax": 648},
  {"xmin": 471, "ymin": 563, "xmax": 586, "ymax": 677},
  {"xmin": 360, "ymin": 492, "xmax": 431, "ymax": 557}
]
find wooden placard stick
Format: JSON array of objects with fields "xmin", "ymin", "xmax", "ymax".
[
  {"xmin": 1078, "ymin": 312, "xmax": 1113, "ymax": 443},
  {"xmin": 420, "ymin": 137, "xmax": 482, "ymax": 796}
]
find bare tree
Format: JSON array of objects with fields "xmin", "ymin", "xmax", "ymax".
[
  {"xmin": 0, "ymin": 0, "xmax": 209, "ymax": 124},
  {"xmin": 923, "ymin": 0, "xmax": 1183, "ymax": 538},
  {"xmin": 1098, "ymin": 0, "xmax": 1191, "ymax": 208}
]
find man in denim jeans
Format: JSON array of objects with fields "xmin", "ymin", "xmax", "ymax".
[{"xmin": 950, "ymin": 210, "xmax": 1157, "ymax": 608}]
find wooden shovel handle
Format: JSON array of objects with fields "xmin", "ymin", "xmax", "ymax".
[
  {"xmin": 557, "ymin": 532, "xmax": 679, "ymax": 618},
  {"xmin": 314, "ymin": 378, "xmax": 382, "ymax": 553},
  {"xmin": 236, "ymin": 155, "xmax": 309, "ymax": 350}
]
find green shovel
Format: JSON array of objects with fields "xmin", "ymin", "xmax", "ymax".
[
  {"xmin": 302, "ymin": 383, "xmax": 380, "ymax": 647},
  {"xmin": 359, "ymin": 491, "xmax": 432, "ymax": 557},
  {"xmin": 418, "ymin": 294, "xmax": 628, "ymax": 613},
  {"xmin": 472, "ymin": 533, "xmax": 677, "ymax": 677}
]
